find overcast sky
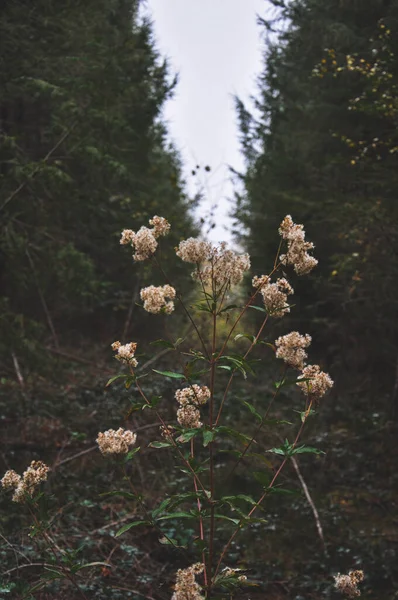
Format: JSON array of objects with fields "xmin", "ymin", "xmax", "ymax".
[{"xmin": 144, "ymin": 0, "xmax": 267, "ymax": 243}]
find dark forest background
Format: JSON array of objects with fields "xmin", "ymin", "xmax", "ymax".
[{"xmin": 1, "ymin": 1, "xmax": 397, "ymax": 599}]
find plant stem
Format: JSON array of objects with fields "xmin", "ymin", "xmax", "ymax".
[
  {"xmin": 191, "ymin": 438, "xmax": 208, "ymax": 587},
  {"xmin": 153, "ymin": 257, "xmax": 210, "ymax": 360},
  {"xmin": 206, "ymin": 308, "xmax": 217, "ymax": 595},
  {"xmin": 214, "ymin": 400, "xmax": 313, "ymax": 579},
  {"xmin": 133, "ymin": 376, "xmax": 208, "ymax": 497},
  {"xmin": 215, "ymin": 314, "xmax": 269, "ymax": 426},
  {"xmin": 28, "ymin": 505, "xmax": 89, "ymax": 600}
]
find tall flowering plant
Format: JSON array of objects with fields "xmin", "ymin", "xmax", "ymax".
[
  {"xmin": 2, "ymin": 214, "xmax": 356, "ymax": 599},
  {"xmin": 101, "ymin": 214, "xmax": 333, "ymax": 598}
]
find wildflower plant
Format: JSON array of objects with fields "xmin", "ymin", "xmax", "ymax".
[
  {"xmin": 101, "ymin": 214, "xmax": 333, "ymax": 598},
  {"xmin": 1, "ymin": 213, "xmax": 341, "ymax": 599}
]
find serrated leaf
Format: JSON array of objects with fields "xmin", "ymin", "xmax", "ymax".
[
  {"xmin": 115, "ymin": 521, "xmax": 150, "ymax": 537},
  {"xmin": 202, "ymin": 429, "xmax": 216, "ymax": 447},
  {"xmin": 177, "ymin": 429, "xmax": 201, "ymax": 443},
  {"xmin": 152, "ymin": 369, "xmax": 186, "ymax": 379}
]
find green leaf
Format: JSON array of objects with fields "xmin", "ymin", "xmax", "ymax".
[
  {"xmin": 248, "ymin": 305, "xmax": 267, "ymax": 313},
  {"xmin": 214, "ymin": 514, "xmax": 241, "ymax": 525},
  {"xmin": 152, "ymin": 369, "xmax": 186, "ymax": 379},
  {"xmin": 125, "ymin": 447, "xmax": 140, "ymax": 461},
  {"xmin": 177, "ymin": 428, "xmax": 201, "ymax": 443},
  {"xmin": 218, "ymin": 426, "xmax": 252, "ymax": 445},
  {"xmin": 125, "ymin": 375, "xmax": 136, "ymax": 389},
  {"xmin": 150, "ymin": 339, "xmax": 175, "ymax": 349},
  {"xmin": 158, "ymin": 536, "xmax": 180, "ymax": 546},
  {"xmin": 221, "ymin": 494, "xmax": 257, "ymax": 506},
  {"xmin": 157, "ymin": 511, "xmax": 193, "ymax": 521},
  {"xmin": 106, "ymin": 374, "xmax": 127, "ymax": 387},
  {"xmin": 148, "ymin": 440, "xmax": 172, "ymax": 449},
  {"xmin": 218, "ymin": 303, "xmax": 239, "ymax": 314},
  {"xmin": 292, "ymin": 445, "xmax": 325, "ymax": 455},
  {"xmin": 115, "ymin": 521, "xmax": 150, "ymax": 537},
  {"xmin": 242, "ymin": 400, "xmax": 262, "ymax": 422},
  {"xmin": 234, "ymin": 333, "xmax": 256, "ymax": 343},
  {"xmin": 202, "ymin": 429, "xmax": 216, "ymax": 447},
  {"xmin": 151, "ymin": 497, "xmax": 172, "ymax": 519}
]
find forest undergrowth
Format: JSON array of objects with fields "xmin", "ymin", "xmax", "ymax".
[{"xmin": 1, "ymin": 216, "xmax": 397, "ymax": 600}]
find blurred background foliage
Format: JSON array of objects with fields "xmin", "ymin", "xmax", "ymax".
[{"xmin": 1, "ymin": 0, "xmax": 398, "ymax": 599}]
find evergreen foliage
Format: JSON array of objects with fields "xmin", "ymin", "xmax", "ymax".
[
  {"xmin": 235, "ymin": 0, "xmax": 398, "ymax": 402},
  {"xmin": 0, "ymin": 0, "xmax": 196, "ymax": 371}
]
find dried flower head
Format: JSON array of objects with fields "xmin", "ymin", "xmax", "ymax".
[
  {"xmin": 175, "ymin": 385, "xmax": 211, "ymax": 407},
  {"xmin": 112, "ymin": 341, "xmax": 138, "ymax": 366},
  {"xmin": 160, "ymin": 424, "xmax": 175, "ymax": 440},
  {"xmin": 131, "ymin": 226, "xmax": 158, "ymax": 261},
  {"xmin": 120, "ymin": 229, "xmax": 135, "ymax": 245},
  {"xmin": 297, "ymin": 364, "xmax": 334, "ymax": 399},
  {"xmin": 177, "ymin": 239, "xmax": 250, "ymax": 289},
  {"xmin": 1, "ymin": 470, "xmax": 21, "ymax": 490},
  {"xmin": 1, "ymin": 461, "xmax": 50, "ymax": 503},
  {"xmin": 172, "ymin": 563, "xmax": 204, "ymax": 600},
  {"xmin": 252, "ymin": 274, "xmax": 270, "ymax": 289},
  {"xmin": 140, "ymin": 284, "xmax": 176, "ymax": 314},
  {"xmin": 275, "ymin": 331, "xmax": 312, "ymax": 370},
  {"xmin": 177, "ymin": 405, "xmax": 203, "ymax": 429},
  {"xmin": 334, "ymin": 570, "xmax": 364, "ymax": 597},
  {"xmin": 259, "ymin": 277, "xmax": 294, "ymax": 317},
  {"xmin": 193, "ymin": 243, "xmax": 250, "ymax": 289},
  {"xmin": 176, "ymin": 238, "xmax": 212, "ymax": 263},
  {"xmin": 149, "ymin": 215, "xmax": 171, "ymax": 238},
  {"xmin": 96, "ymin": 428, "xmax": 137, "ymax": 455},
  {"xmin": 279, "ymin": 215, "xmax": 318, "ymax": 275}
]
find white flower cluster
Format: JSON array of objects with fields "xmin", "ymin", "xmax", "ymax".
[
  {"xmin": 149, "ymin": 215, "xmax": 171, "ymax": 237},
  {"xmin": 111, "ymin": 341, "xmax": 138, "ymax": 367},
  {"xmin": 140, "ymin": 284, "xmax": 176, "ymax": 314},
  {"xmin": 175, "ymin": 385, "xmax": 210, "ymax": 429},
  {"xmin": 176, "ymin": 239, "xmax": 250, "ymax": 289},
  {"xmin": 253, "ymin": 275, "xmax": 294, "ymax": 317},
  {"xmin": 297, "ymin": 364, "xmax": 334, "ymax": 399},
  {"xmin": 334, "ymin": 570, "xmax": 364, "ymax": 598},
  {"xmin": 279, "ymin": 215, "xmax": 318, "ymax": 275},
  {"xmin": 171, "ymin": 563, "xmax": 204, "ymax": 600},
  {"xmin": 96, "ymin": 428, "xmax": 137, "ymax": 455},
  {"xmin": 175, "ymin": 385, "xmax": 211, "ymax": 407},
  {"xmin": 176, "ymin": 238, "xmax": 212, "ymax": 264},
  {"xmin": 1, "ymin": 460, "xmax": 50, "ymax": 503},
  {"xmin": 120, "ymin": 215, "xmax": 170, "ymax": 261},
  {"xmin": 275, "ymin": 331, "xmax": 312, "ymax": 370}
]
